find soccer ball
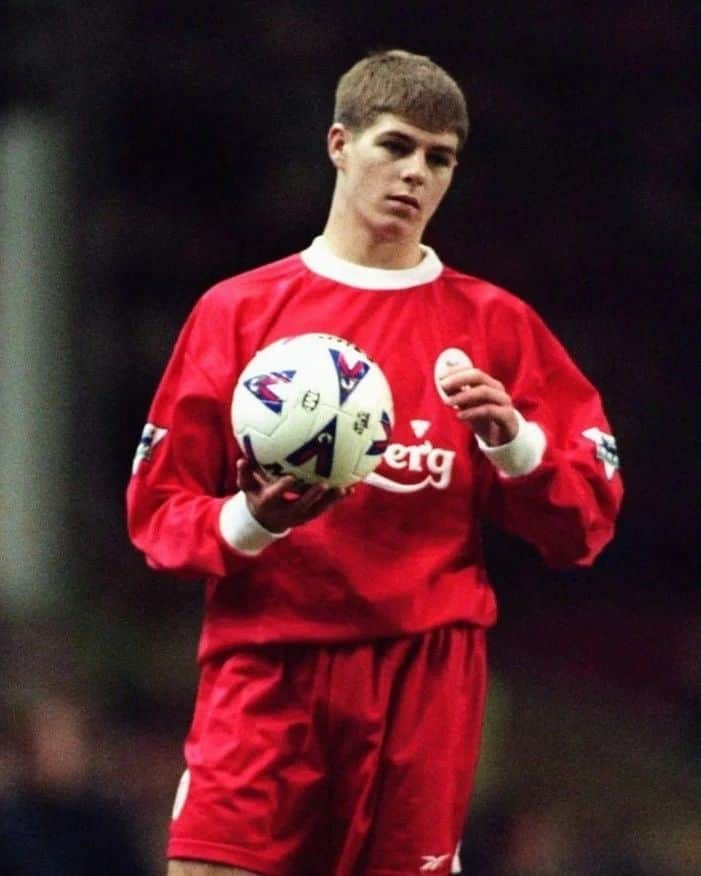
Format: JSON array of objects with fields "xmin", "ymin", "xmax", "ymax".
[{"xmin": 231, "ymin": 333, "xmax": 394, "ymax": 488}]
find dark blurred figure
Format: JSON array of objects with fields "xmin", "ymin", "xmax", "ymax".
[
  {"xmin": 0, "ymin": 692, "xmax": 153, "ymax": 876},
  {"xmin": 461, "ymin": 799, "xmax": 665, "ymax": 876},
  {"xmin": 461, "ymin": 800, "xmax": 576, "ymax": 875}
]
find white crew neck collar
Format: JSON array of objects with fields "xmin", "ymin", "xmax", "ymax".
[{"xmin": 300, "ymin": 236, "xmax": 443, "ymax": 290}]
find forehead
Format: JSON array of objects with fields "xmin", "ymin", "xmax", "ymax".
[{"xmin": 362, "ymin": 113, "xmax": 459, "ymax": 152}]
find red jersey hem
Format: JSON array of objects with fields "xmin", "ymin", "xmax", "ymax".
[{"xmin": 366, "ymin": 870, "xmax": 452, "ymax": 876}]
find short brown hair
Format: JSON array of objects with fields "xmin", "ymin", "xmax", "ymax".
[{"xmin": 334, "ymin": 49, "xmax": 469, "ymax": 149}]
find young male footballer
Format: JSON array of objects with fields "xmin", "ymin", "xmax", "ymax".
[{"xmin": 127, "ymin": 50, "xmax": 623, "ymax": 876}]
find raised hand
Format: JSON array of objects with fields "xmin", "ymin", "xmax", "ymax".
[{"xmin": 439, "ymin": 366, "xmax": 519, "ymax": 447}]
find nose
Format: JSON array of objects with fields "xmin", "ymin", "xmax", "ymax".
[{"xmin": 400, "ymin": 151, "xmax": 427, "ymax": 186}]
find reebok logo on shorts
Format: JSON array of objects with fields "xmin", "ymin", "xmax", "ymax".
[{"xmin": 421, "ymin": 853, "xmax": 452, "ymax": 871}]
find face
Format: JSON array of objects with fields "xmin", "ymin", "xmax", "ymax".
[{"xmin": 329, "ymin": 113, "xmax": 459, "ymax": 244}]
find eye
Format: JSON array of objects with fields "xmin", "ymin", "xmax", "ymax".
[
  {"xmin": 427, "ymin": 152, "xmax": 452, "ymax": 168},
  {"xmin": 381, "ymin": 139, "xmax": 410, "ymax": 156}
]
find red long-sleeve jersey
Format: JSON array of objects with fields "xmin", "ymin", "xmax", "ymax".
[{"xmin": 127, "ymin": 239, "xmax": 622, "ymax": 659}]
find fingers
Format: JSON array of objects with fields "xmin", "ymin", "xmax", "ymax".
[
  {"xmin": 439, "ymin": 367, "xmax": 519, "ymax": 445},
  {"xmin": 289, "ymin": 482, "xmax": 330, "ymax": 513},
  {"xmin": 274, "ymin": 482, "xmax": 350, "ymax": 520},
  {"xmin": 236, "ymin": 457, "xmax": 353, "ymax": 531},
  {"xmin": 439, "ymin": 367, "xmax": 504, "ymax": 396},
  {"xmin": 237, "ymin": 458, "xmax": 295, "ymax": 496},
  {"xmin": 459, "ymin": 405, "xmax": 512, "ymax": 429},
  {"xmin": 451, "ymin": 387, "xmax": 512, "ymax": 420},
  {"xmin": 236, "ymin": 458, "xmax": 261, "ymax": 492},
  {"xmin": 439, "ymin": 370, "xmax": 511, "ymax": 417}
]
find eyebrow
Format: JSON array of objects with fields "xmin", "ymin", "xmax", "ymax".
[{"xmin": 379, "ymin": 129, "xmax": 458, "ymax": 158}]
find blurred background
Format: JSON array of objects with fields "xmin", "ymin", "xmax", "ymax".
[{"xmin": 1, "ymin": 1, "xmax": 699, "ymax": 873}]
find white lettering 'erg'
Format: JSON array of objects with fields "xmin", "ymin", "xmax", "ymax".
[{"xmin": 365, "ymin": 440, "xmax": 456, "ymax": 493}]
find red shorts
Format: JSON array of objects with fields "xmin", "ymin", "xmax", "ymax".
[{"xmin": 168, "ymin": 625, "xmax": 487, "ymax": 876}]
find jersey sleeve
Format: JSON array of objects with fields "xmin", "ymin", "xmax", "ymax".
[
  {"xmin": 477, "ymin": 300, "xmax": 623, "ymax": 569},
  {"xmin": 126, "ymin": 293, "xmax": 251, "ymax": 579}
]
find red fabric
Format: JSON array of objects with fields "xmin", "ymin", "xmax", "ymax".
[
  {"xmin": 168, "ymin": 625, "xmax": 487, "ymax": 876},
  {"xmin": 126, "ymin": 252, "xmax": 623, "ymax": 654}
]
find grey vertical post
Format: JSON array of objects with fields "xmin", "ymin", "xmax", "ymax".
[{"xmin": 0, "ymin": 111, "xmax": 74, "ymax": 614}]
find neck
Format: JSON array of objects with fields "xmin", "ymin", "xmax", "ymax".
[{"xmin": 322, "ymin": 196, "xmax": 424, "ymax": 270}]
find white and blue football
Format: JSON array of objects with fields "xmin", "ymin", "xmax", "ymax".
[{"xmin": 231, "ymin": 333, "xmax": 394, "ymax": 488}]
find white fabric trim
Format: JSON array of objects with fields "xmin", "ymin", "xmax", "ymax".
[
  {"xmin": 476, "ymin": 410, "xmax": 546, "ymax": 477},
  {"xmin": 451, "ymin": 840, "xmax": 462, "ymax": 873},
  {"xmin": 219, "ymin": 491, "xmax": 290, "ymax": 556},
  {"xmin": 300, "ymin": 236, "xmax": 443, "ymax": 290}
]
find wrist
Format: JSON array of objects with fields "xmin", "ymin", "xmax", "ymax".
[
  {"xmin": 219, "ymin": 491, "xmax": 291, "ymax": 556},
  {"xmin": 476, "ymin": 410, "xmax": 546, "ymax": 477},
  {"xmin": 478, "ymin": 412, "xmax": 519, "ymax": 448}
]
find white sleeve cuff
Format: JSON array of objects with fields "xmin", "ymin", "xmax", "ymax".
[
  {"xmin": 218, "ymin": 491, "xmax": 291, "ymax": 556},
  {"xmin": 476, "ymin": 410, "xmax": 546, "ymax": 477}
]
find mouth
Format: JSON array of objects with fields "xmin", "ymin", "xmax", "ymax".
[{"xmin": 387, "ymin": 194, "xmax": 420, "ymax": 211}]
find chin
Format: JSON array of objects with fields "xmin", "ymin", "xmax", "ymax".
[{"xmin": 371, "ymin": 216, "xmax": 418, "ymax": 243}]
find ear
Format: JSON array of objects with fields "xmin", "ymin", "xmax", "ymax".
[{"xmin": 327, "ymin": 123, "xmax": 351, "ymax": 170}]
